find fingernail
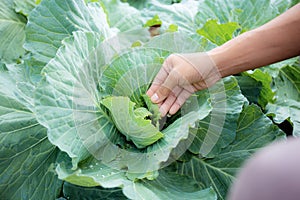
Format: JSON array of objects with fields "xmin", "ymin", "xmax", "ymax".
[{"xmin": 151, "ymin": 93, "xmax": 159, "ymax": 102}]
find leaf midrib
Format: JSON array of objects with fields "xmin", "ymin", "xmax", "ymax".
[{"xmin": 0, "ymin": 19, "xmax": 25, "ymax": 25}]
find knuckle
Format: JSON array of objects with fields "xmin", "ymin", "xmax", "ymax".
[
  {"xmin": 159, "ymin": 86, "xmax": 171, "ymax": 96},
  {"xmin": 167, "ymin": 54, "xmax": 176, "ymax": 60},
  {"xmin": 169, "ymin": 70, "xmax": 181, "ymax": 82}
]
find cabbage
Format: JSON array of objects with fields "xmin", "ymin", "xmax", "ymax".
[{"xmin": 0, "ymin": 0, "xmax": 296, "ymax": 199}]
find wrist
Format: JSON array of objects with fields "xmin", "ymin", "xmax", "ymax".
[{"xmin": 207, "ymin": 31, "xmax": 257, "ymax": 78}]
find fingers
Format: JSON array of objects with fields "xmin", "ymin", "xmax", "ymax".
[
  {"xmin": 146, "ymin": 59, "xmax": 171, "ymax": 98},
  {"xmin": 158, "ymin": 87, "xmax": 193, "ymax": 117},
  {"xmin": 169, "ymin": 89, "xmax": 192, "ymax": 115},
  {"xmin": 158, "ymin": 86, "xmax": 182, "ymax": 116},
  {"xmin": 146, "ymin": 84, "xmax": 159, "ymax": 99},
  {"xmin": 146, "ymin": 54, "xmax": 197, "ymax": 116},
  {"xmin": 151, "ymin": 69, "xmax": 181, "ymax": 103},
  {"xmin": 147, "ymin": 55, "xmax": 180, "ymax": 103}
]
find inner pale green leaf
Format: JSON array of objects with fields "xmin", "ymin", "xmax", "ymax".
[{"xmin": 101, "ymin": 96, "xmax": 164, "ymax": 148}]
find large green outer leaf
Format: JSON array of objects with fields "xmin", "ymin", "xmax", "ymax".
[
  {"xmin": 123, "ymin": 171, "xmax": 217, "ymax": 200},
  {"xmin": 5, "ymin": 59, "xmax": 45, "ymax": 112},
  {"xmin": 173, "ymin": 104, "xmax": 285, "ymax": 199},
  {"xmin": 189, "ymin": 76, "xmax": 248, "ymax": 157},
  {"xmin": 0, "ymin": 72, "xmax": 62, "ymax": 200},
  {"xmin": 35, "ymin": 31, "xmax": 105, "ymax": 167},
  {"xmin": 266, "ymin": 64, "xmax": 300, "ymax": 136},
  {"xmin": 56, "ymin": 152, "xmax": 129, "ymax": 188},
  {"xmin": 0, "ymin": 0, "xmax": 26, "ymax": 63},
  {"xmin": 24, "ymin": 0, "xmax": 114, "ymax": 64},
  {"xmin": 57, "ymin": 152, "xmax": 217, "ymax": 200}
]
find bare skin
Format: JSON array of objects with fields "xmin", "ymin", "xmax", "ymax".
[{"xmin": 147, "ymin": 3, "xmax": 300, "ymax": 117}]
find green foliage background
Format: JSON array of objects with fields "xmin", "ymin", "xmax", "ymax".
[{"xmin": 0, "ymin": 0, "xmax": 299, "ymax": 199}]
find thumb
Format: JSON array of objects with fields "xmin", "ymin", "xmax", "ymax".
[{"xmin": 151, "ymin": 70, "xmax": 179, "ymax": 103}]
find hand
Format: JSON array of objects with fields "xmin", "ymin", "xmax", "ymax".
[{"xmin": 146, "ymin": 52, "xmax": 221, "ymax": 116}]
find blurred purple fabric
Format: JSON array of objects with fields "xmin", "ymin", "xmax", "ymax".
[{"xmin": 228, "ymin": 137, "xmax": 300, "ymax": 200}]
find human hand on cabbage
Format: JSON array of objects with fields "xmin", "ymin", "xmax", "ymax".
[{"xmin": 147, "ymin": 52, "xmax": 220, "ymax": 116}]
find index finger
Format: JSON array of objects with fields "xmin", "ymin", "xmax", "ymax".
[{"xmin": 146, "ymin": 60, "xmax": 171, "ymax": 97}]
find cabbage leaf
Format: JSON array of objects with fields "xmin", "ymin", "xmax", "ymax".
[{"xmin": 0, "ymin": 0, "xmax": 296, "ymax": 199}]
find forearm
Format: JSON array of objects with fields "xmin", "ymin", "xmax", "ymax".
[{"xmin": 208, "ymin": 3, "xmax": 300, "ymax": 78}]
